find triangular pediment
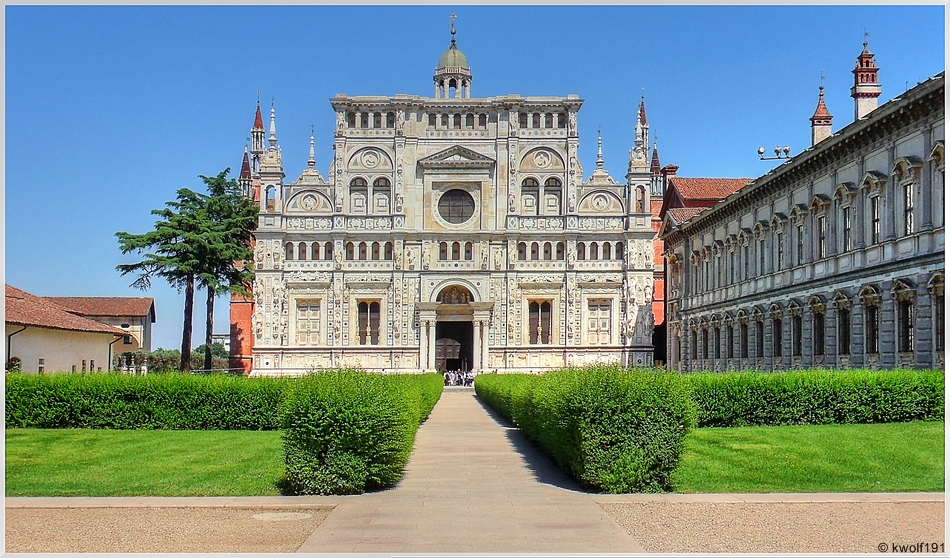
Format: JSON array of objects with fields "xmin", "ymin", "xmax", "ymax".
[{"xmin": 418, "ymin": 145, "xmax": 495, "ymax": 169}]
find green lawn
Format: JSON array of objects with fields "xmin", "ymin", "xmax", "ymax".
[
  {"xmin": 672, "ymin": 421, "xmax": 945, "ymax": 493},
  {"xmin": 5, "ymin": 429, "xmax": 284, "ymax": 496},
  {"xmin": 7, "ymin": 421, "xmax": 945, "ymax": 496}
]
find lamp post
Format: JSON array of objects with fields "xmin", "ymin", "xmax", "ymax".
[{"xmin": 757, "ymin": 145, "xmax": 791, "ymax": 160}]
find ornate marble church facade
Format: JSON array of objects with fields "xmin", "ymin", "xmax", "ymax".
[{"xmin": 229, "ymin": 31, "xmax": 659, "ymax": 376}]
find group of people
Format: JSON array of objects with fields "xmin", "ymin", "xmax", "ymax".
[{"xmin": 443, "ymin": 370, "xmax": 474, "ymax": 387}]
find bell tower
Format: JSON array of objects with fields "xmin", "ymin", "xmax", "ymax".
[
  {"xmin": 851, "ymin": 36, "xmax": 881, "ymax": 120},
  {"xmin": 433, "ymin": 14, "xmax": 472, "ymax": 99}
]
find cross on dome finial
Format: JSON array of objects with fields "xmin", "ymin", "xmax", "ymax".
[{"xmin": 449, "ymin": 13, "xmax": 457, "ymax": 37}]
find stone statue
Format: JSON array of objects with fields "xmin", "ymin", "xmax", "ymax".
[
  {"xmin": 422, "ymin": 249, "xmax": 431, "ymax": 270},
  {"xmin": 334, "ymin": 251, "xmax": 343, "ymax": 270},
  {"xmin": 406, "ymin": 249, "xmax": 417, "ymax": 270}
]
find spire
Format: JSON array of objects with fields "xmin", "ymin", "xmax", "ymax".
[
  {"xmin": 240, "ymin": 145, "xmax": 252, "ymax": 179},
  {"xmin": 253, "ymin": 100, "xmax": 264, "ymax": 130},
  {"xmin": 811, "ymin": 83, "xmax": 834, "ymax": 146},
  {"xmin": 651, "ymin": 140, "xmax": 661, "ymax": 173},
  {"xmin": 307, "ymin": 129, "xmax": 316, "ymax": 170},
  {"xmin": 268, "ymin": 102, "xmax": 278, "ymax": 148},
  {"xmin": 630, "ymin": 93, "xmax": 650, "ymax": 172}
]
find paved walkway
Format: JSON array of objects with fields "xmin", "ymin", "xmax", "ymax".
[{"xmin": 297, "ymin": 389, "xmax": 644, "ymax": 553}]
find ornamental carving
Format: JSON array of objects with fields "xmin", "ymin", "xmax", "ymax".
[
  {"xmin": 578, "ymin": 273, "xmax": 622, "ymax": 284},
  {"xmin": 520, "ymin": 274, "xmax": 562, "ymax": 285},
  {"xmin": 287, "ymin": 271, "xmax": 331, "ymax": 283}
]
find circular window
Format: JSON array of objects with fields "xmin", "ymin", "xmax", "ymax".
[{"xmin": 438, "ymin": 189, "xmax": 476, "ymax": 224}]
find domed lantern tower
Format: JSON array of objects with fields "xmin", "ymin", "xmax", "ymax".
[{"xmin": 434, "ymin": 14, "xmax": 472, "ymax": 99}]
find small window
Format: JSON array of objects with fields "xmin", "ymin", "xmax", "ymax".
[
  {"xmin": 772, "ymin": 318, "xmax": 782, "ymax": 357},
  {"xmin": 898, "ymin": 300, "xmax": 914, "ymax": 353},
  {"xmin": 838, "ymin": 308, "xmax": 851, "ymax": 355},
  {"xmin": 740, "ymin": 323, "xmax": 749, "ymax": 359},
  {"xmin": 793, "ymin": 315, "xmax": 802, "ymax": 356},
  {"xmin": 123, "ymin": 335, "xmax": 133, "ymax": 345},
  {"xmin": 814, "ymin": 313, "xmax": 825, "ymax": 356},
  {"xmin": 756, "ymin": 321, "xmax": 764, "ymax": 358},
  {"xmin": 866, "ymin": 306, "xmax": 879, "ymax": 354},
  {"xmin": 38, "ymin": 359, "xmax": 45, "ymax": 373}
]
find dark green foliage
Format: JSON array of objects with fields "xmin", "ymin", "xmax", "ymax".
[
  {"xmin": 5, "ymin": 373, "xmax": 285, "ymax": 430},
  {"xmin": 279, "ymin": 371, "xmax": 443, "ymax": 495},
  {"xmin": 478, "ymin": 367, "xmax": 697, "ymax": 493},
  {"xmin": 116, "ymin": 168, "xmax": 258, "ymax": 373},
  {"xmin": 683, "ymin": 369, "xmax": 945, "ymax": 428}
]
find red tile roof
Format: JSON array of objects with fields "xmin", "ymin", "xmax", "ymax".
[
  {"xmin": 45, "ymin": 297, "xmax": 156, "ymax": 321},
  {"xmin": 6, "ymin": 286, "xmax": 125, "ymax": 335},
  {"xmin": 670, "ymin": 177, "xmax": 753, "ymax": 201},
  {"xmin": 667, "ymin": 207, "xmax": 706, "ymax": 223}
]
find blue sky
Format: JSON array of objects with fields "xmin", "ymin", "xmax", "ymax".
[{"xmin": 5, "ymin": 5, "xmax": 945, "ymax": 352}]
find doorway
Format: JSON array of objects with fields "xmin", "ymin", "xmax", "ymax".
[{"xmin": 435, "ymin": 321, "xmax": 473, "ymax": 372}]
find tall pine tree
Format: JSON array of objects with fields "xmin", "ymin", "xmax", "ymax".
[{"xmin": 117, "ymin": 169, "xmax": 257, "ymax": 373}]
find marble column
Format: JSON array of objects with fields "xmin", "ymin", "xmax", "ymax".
[
  {"xmin": 472, "ymin": 320, "xmax": 482, "ymax": 371},
  {"xmin": 428, "ymin": 321, "xmax": 437, "ymax": 370},
  {"xmin": 419, "ymin": 320, "xmax": 428, "ymax": 371}
]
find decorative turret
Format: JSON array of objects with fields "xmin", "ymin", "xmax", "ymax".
[
  {"xmin": 250, "ymin": 99, "xmax": 265, "ymax": 174},
  {"xmin": 258, "ymin": 101, "xmax": 284, "ymax": 213},
  {"xmin": 851, "ymin": 37, "xmax": 881, "ymax": 120},
  {"xmin": 628, "ymin": 95, "xmax": 650, "ymax": 173},
  {"xmin": 650, "ymin": 140, "xmax": 664, "ymax": 197},
  {"xmin": 588, "ymin": 129, "xmax": 618, "ymax": 185},
  {"xmin": 239, "ymin": 145, "xmax": 252, "ymax": 197},
  {"xmin": 433, "ymin": 14, "xmax": 472, "ymax": 99},
  {"xmin": 810, "ymin": 83, "xmax": 834, "ymax": 146},
  {"xmin": 268, "ymin": 104, "xmax": 278, "ymax": 148},
  {"xmin": 291, "ymin": 129, "xmax": 326, "ymax": 186}
]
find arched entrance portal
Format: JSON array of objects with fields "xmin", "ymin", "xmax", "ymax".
[{"xmin": 435, "ymin": 285, "xmax": 474, "ymax": 373}]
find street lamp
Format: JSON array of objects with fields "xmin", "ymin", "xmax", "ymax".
[{"xmin": 757, "ymin": 145, "xmax": 791, "ymax": 160}]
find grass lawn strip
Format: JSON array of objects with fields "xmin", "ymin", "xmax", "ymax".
[
  {"xmin": 672, "ymin": 420, "xmax": 944, "ymax": 493},
  {"xmin": 7, "ymin": 421, "xmax": 944, "ymax": 496},
  {"xmin": 5, "ymin": 429, "xmax": 283, "ymax": 496}
]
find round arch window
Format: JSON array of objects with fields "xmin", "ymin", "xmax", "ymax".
[{"xmin": 438, "ymin": 189, "xmax": 476, "ymax": 224}]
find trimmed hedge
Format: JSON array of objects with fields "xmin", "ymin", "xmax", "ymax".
[
  {"xmin": 683, "ymin": 369, "xmax": 945, "ymax": 428},
  {"xmin": 478, "ymin": 367, "xmax": 697, "ymax": 493},
  {"xmin": 5, "ymin": 372, "xmax": 286, "ymax": 430},
  {"xmin": 473, "ymin": 373, "xmax": 537, "ymax": 424},
  {"xmin": 279, "ymin": 371, "xmax": 443, "ymax": 495}
]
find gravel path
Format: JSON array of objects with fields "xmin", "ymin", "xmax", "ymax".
[
  {"xmin": 600, "ymin": 500, "xmax": 945, "ymax": 553},
  {"xmin": 5, "ymin": 507, "xmax": 333, "ymax": 553}
]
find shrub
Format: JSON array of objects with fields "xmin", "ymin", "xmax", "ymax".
[
  {"xmin": 480, "ymin": 366, "xmax": 697, "ymax": 493},
  {"xmin": 683, "ymin": 369, "xmax": 945, "ymax": 428},
  {"xmin": 473, "ymin": 373, "xmax": 537, "ymax": 424},
  {"xmin": 279, "ymin": 371, "xmax": 443, "ymax": 495},
  {"xmin": 5, "ymin": 373, "xmax": 285, "ymax": 430}
]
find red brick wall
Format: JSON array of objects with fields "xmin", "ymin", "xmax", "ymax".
[{"xmin": 229, "ymin": 293, "xmax": 254, "ymax": 375}]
